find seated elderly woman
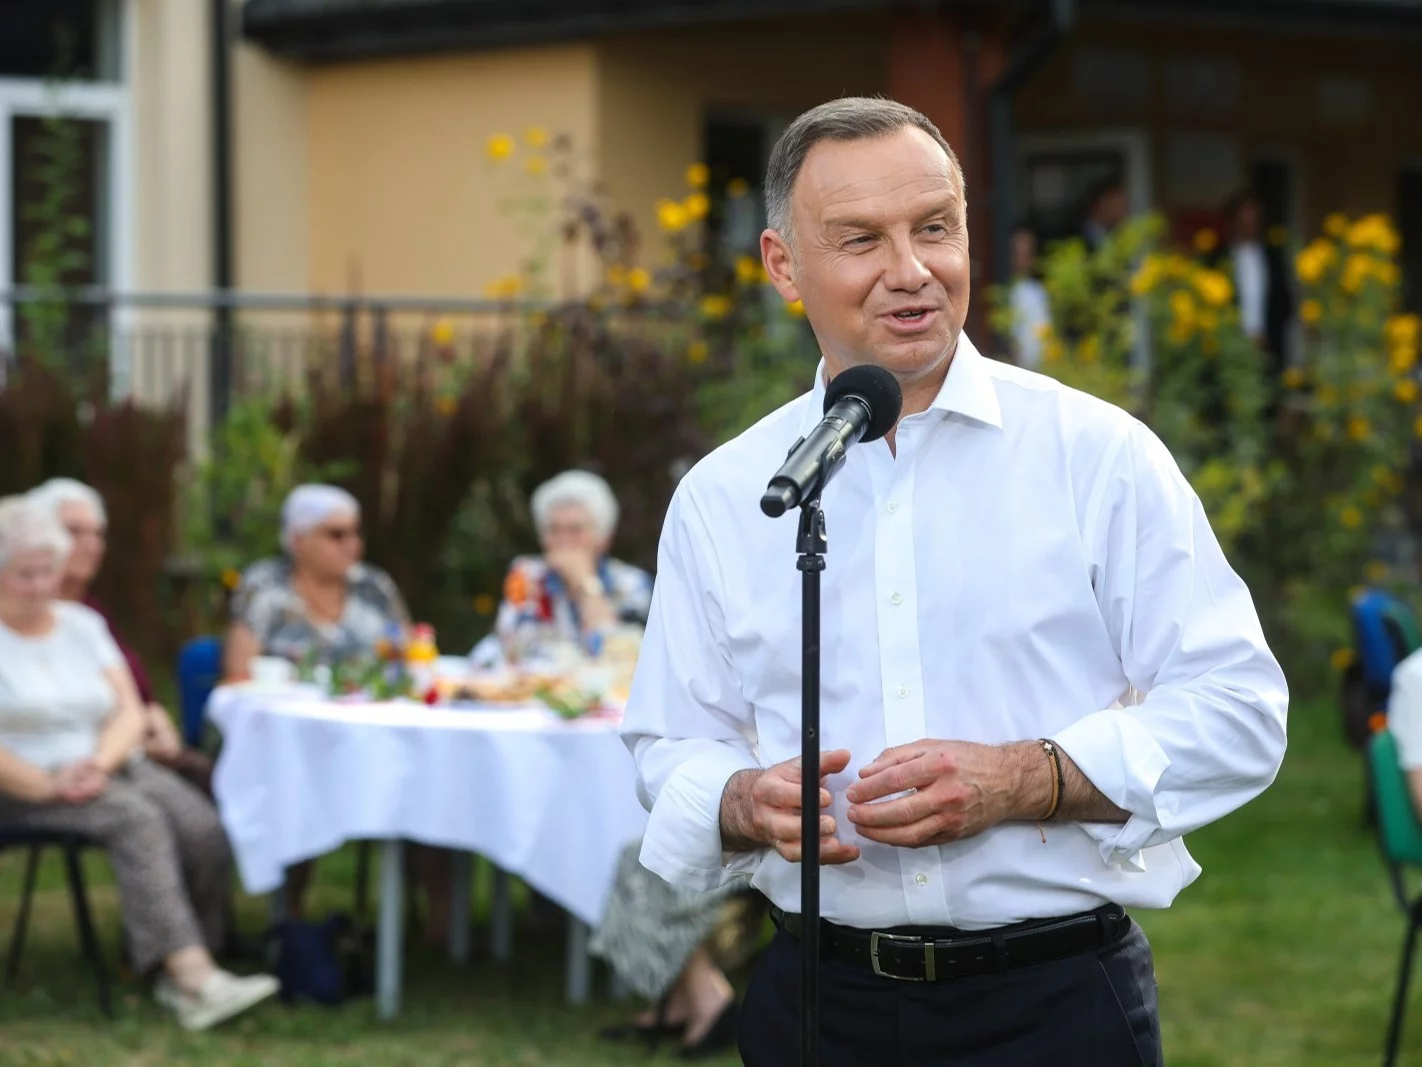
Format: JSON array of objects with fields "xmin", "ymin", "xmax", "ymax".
[
  {"xmin": 493, "ymin": 472, "xmax": 737, "ymax": 1057},
  {"xmin": 222, "ymin": 483, "xmax": 452, "ymax": 938},
  {"xmin": 28, "ymin": 478, "xmax": 213, "ymax": 794},
  {"xmin": 0, "ymin": 498, "xmax": 277, "ymax": 1029},
  {"xmin": 495, "ymin": 470, "xmax": 653, "ymax": 665}
]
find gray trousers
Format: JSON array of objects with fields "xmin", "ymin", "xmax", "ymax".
[{"xmin": 0, "ymin": 759, "xmax": 232, "ymax": 974}]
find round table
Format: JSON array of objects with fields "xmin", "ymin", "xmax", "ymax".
[{"xmin": 207, "ymin": 683, "xmax": 649, "ymax": 1017}]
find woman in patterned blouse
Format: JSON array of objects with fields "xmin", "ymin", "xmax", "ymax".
[
  {"xmin": 494, "ymin": 470, "xmax": 653, "ymax": 666},
  {"xmin": 222, "ymin": 484, "xmax": 452, "ymax": 938}
]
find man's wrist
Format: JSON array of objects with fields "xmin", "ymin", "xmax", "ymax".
[
  {"xmin": 719, "ymin": 768, "xmax": 765, "ymax": 853},
  {"xmin": 1003, "ymin": 740, "xmax": 1055, "ymax": 822}
]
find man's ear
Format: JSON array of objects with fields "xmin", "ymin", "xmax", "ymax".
[{"xmin": 760, "ymin": 229, "xmax": 801, "ymax": 304}]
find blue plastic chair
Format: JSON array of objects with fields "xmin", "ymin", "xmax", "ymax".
[
  {"xmin": 1345, "ymin": 589, "xmax": 1422, "ymax": 748},
  {"xmin": 176, "ymin": 636, "xmax": 224, "ymax": 748}
]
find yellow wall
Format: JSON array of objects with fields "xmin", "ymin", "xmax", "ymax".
[
  {"xmin": 304, "ymin": 44, "xmax": 599, "ymax": 298},
  {"xmin": 234, "ymin": 42, "xmax": 309, "ymax": 292},
  {"xmin": 596, "ymin": 14, "xmax": 890, "ymax": 270},
  {"xmin": 1013, "ymin": 16, "xmax": 1422, "ymax": 229}
]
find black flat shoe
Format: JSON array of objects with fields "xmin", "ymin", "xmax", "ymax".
[
  {"xmin": 598, "ymin": 1019, "xmax": 686, "ymax": 1045},
  {"xmin": 679, "ymin": 1000, "xmax": 739, "ymax": 1059}
]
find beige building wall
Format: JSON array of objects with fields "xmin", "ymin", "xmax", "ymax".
[
  {"xmin": 234, "ymin": 42, "xmax": 309, "ymax": 293},
  {"xmin": 596, "ymin": 13, "xmax": 890, "ymax": 270},
  {"xmin": 304, "ymin": 44, "xmax": 600, "ymax": 299},
  {"xmin": 130, "ymin": 0, "xmax": 212, "ymax": 292}
]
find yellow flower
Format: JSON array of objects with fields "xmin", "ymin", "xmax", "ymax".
[
  {"xmin": 1395, "ymin": 378, "xmax": 1419, "ymax": 403},
  {"xmin": 656, "ymin": 198, "xmax": 689, "ymax": 233},
  {"xmin": 1300, "ymin": 298, "xmax": 1323, "ymax": 325},
  {"xmin": 524, "ymin": 155, "xmax": 547, "ymax": 176},
  {"xmin": 1078, "ymin": 336, "xmax": 1100, "ymax": 364},
  {"xmin": 220, "ymin": 567, "xmax": 241, "ymax": 591},
  {"xmin": 627, "ymin": 267, "xmax": 651, "ymax": 293},
  {"xmin": 683, "ymin": 192, "xmax": 710, "ymax": 221},
  {"xmin": 1366, "ymin": 560, "xmax": 1390, "ymax": 583},
  {"xmin": 1295, "ymin": 239, "xmax": 1335, "ymax": 284},
  {"xmin": 430, "ymin": 318, "xmax": 456, "ymax": 348},
  {"xmin": 1129, "ymin": 257, "xmax": 1160, "ymax": 296},
  {"xmin": 786, "ymin": 298, "xmax": 807, "ymax": 318},
  {"xmin": 1342, "ymin": 253, "xmax": 1372, "ymax": 294},
  {"xmin": 687, "ymin": 339, "xmax": 709, "ymax": 364},
  {"xmin": 1376, "ymin": 261, "xmax": 1400, "ymax": 286},
  {"xmin": 1345, "ymin": 213, "xmax": 1401, "ymax": 255},
  {"xmin": 1387, "ymin": 314, "xmax": 1421, "ymax": 350},
  {"xmin": 726, "ymin": 177, "xmax": 750, "ymax": 198},
  {"xmin": 1324, "ymin": 213, "xmax": 1349, "ymax": 238},
  {"xmin": 1193, "ymin": 229, "xmax": 1219, "ymax": 253},
  {"xmin": 435, "ymin": 394, "xmax": 457, "ymax": 416},
  {"xmin": 473, "ymin": 593, "xmax": 496, "ymax": 615},
  {"xmin": 1340, "ymin": 504, "xmax": 1364, "ymax": 529},
  {"xmin": 605, "ymin": 264, "xmax": 627, "ymax": 287},
  {"xmin": 1169, "ymin": 289, "xmax": 1196, "ymax": 322},
  {"xmin": 1193, "ymin": 269, "xmax": 1233, "ymax": 307},
  {"xmin": 1317, "ymin": 384, "xmax": 1338, "ymax": 406},
  {"xmin": 523, "ymin": 126, "xmax": 550, "ymax": 149},
  {"xmin": 1331, "ymin": 647, "xmax": 1357, "ymax": 671},
  {"xmin": 1044, "ymin": 337, "xmax": 1064, "ymax": 363},
  {"xmin": 1282, "ymin": 367, "xmax": 1305, "ymax": 390},
  {"xmin": 1372, "ymin": 465, "xmax": 1394, "ymax": 487},
  {"xmin": 483, "ymin": 275, "xmax": 523, "ymax": 300},
  {"xmin": 485, "ymin": 133, "xmax": 515, "ymax": 161},
  {"xmin": 735, "ymin": 255, "xmax": 762, "ymax": 286},
  {"xmin": 685, "ymin": 162, "xmax": 710, "ymax": 189},
  {"xmin": 700, "ymin": 294, "xmax": 733, "ymax": 320},
  {"xmin": 1198, "ymin": 310, "xmax": 1219, "ymax": 333},
  {"xmin": 1347, "ymin": 415, "xmax": 1371, "ymax": 441}
]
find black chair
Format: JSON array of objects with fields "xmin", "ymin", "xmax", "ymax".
[{"xmin": 0, "ymin": 827, "xmax": 113, "ymax": 1017}]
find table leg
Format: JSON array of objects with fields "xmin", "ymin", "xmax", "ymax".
[
  {"xmin": 376, "ymin": 839, "xmax": 404, "ymax": 1020},
  {"xmin": 448, "ymin": 852, "xmax": 472, "ymax": 964},
  {"xmin": 490, "ymin": 866, "xmax": 512, "ymax": 963},
  {"xmin": 566, "ymin": 915, "xmax": 591, "ymax": 1005}
]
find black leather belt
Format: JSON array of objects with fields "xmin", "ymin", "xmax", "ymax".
[{"xmin": 768, "ymin": 902, "xmax": 1129, "ymax": 982}]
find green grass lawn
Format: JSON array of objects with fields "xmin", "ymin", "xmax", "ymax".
[{"xmin": 0, "ymin": 697, "xmax": 1413, "ymax": 1066}]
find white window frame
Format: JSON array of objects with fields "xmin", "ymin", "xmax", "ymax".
[{"xmin": 0, "ymin": 0, "xmax": 134, "ymax": 387}]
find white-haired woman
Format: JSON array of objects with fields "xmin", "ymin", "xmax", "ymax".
[
  {"xmin": 495, "ymin": 470, "xmax": 653, "ymax": 662},
  {"xmin": 28, "ymin": 478, "xmax": 212, "ymax": 793},
  {"xmin": 494, "ymin": 473, "xmax": 738, "ymax": 1056},
  {"xmin": 0, "ymin": 497, "xmax": 278, "ymax": 1029},
  {"xmin": 222, "ymin": 484, "xmax": 451, "ymax": 937}
]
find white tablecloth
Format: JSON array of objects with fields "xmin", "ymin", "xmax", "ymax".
[{"xmin": 208, "ymin": 684, "xmax": 649, "ymax": 926}]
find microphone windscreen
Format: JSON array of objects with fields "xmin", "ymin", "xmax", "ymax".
[{"xmin": 824, "ymin": 365, "xmax": 903, "ymax": 443}]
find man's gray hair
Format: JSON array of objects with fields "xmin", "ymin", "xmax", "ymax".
[
  {"xmin": 531, "ymin": 470, "xmax": 620, "ymax": 539},
  {"xmin": 27, "ymin": 477, "xmax": 108, "ymax": 528},
  {"xmin": 764, "ymin": 96, "xmax": 962, "ymax": 239},
  {"xmin": 0, "ymin": 496, "xmax": 73, "ymax": 572}
]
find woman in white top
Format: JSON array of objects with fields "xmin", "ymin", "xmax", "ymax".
[{"xmin": 0, "ymin": 497, "xmax": 277, "ymax": 1030}]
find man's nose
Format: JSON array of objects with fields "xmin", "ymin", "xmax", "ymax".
[{"xmin": 883, "ymin": 237, "xmax": 932, "ymax": 292}]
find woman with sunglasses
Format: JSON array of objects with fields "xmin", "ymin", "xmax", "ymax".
[{"xmin": 223, "ymin": 484, "xmax": 451, "ymax": 934}]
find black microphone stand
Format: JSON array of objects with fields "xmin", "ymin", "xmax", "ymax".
[{"xmin": 795, "ymin": 494, "xmax": 826, "ymax": 1067}]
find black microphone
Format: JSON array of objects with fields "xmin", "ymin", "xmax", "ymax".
[{"xmin": 760, "ymin": 364, "xmax": 903, "ymax": 517}]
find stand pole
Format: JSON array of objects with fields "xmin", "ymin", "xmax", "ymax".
[{"xmin": 797, "ymin": 498, "xmax": 826, "ymax": 1067}]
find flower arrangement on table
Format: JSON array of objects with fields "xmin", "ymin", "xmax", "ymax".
[{"xmin": 295, "ymin": 623, "xmax": 443, "ymax": 704}]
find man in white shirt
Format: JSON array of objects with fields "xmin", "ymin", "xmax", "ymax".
[{"xmin": 622, "ymin": 97, "xmax": 1288, "ymax": 1066}]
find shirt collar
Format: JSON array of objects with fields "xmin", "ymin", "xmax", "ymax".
[{"xmin": 804, "ymin": 332, "xmax": 1003, "ymax": 435}]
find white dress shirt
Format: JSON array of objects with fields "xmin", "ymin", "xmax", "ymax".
[{"xmin": 622, "ymin": 335, "xmax": 1288, "ymax": 931}]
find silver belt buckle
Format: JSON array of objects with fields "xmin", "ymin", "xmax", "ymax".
[{"xmin": 869, "ymin": 931, "xmax": 931, "ymax": 981}]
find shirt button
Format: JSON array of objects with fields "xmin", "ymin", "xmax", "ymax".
[
  {"xmin": 887, "ymin": 500, "xmax": 899, "ymax": 514},
  {"xmin": 890, "ymin": 591, "xmax": 904, "ymax": 606},
  {"xmin": 896, "ymin": 685, "xmax": 909, "ymax": 699},
  {"xmin": 915, "ymin": 873, "xmax": 928, "ymax": 887}
]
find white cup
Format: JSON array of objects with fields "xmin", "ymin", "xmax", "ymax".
[{"xmin": 250, "ymin": 656, "xmax": 297, "ymax": 686}]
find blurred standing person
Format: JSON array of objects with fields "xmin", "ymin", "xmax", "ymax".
[
  {"xmin": 1221, "ymin": 188, "xmax": 1293, "ymax": 381},
  {"xmin": 1080, "ymin": 178, "xmax": 1128, "ymax": 252},
  {"xmin": 1007, "ymin": 225, "xmax": 1051, "ymax": 370}
]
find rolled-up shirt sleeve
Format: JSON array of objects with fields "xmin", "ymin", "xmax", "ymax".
[
  {"xmin": 622, "ymin": 482, "xmax": 763, "ymax": 891},
  {"xmin": 1054, "ymin": 420, "xmax": 1289, "ymax": 870}
]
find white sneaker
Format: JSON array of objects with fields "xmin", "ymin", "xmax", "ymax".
[{"xmin": 155, "ymin": 969, "xmax": 280, "ymax": 1031}]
